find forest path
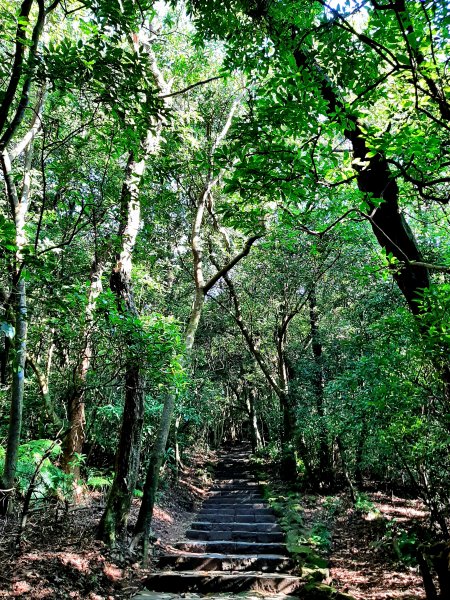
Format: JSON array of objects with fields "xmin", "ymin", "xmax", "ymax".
[{"xmin": 134, "ymin": 447, "xmax": 303, "ymax": 599}]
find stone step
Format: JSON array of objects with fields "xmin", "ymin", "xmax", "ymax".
[
  {"xmin": 211, "ymin": 483, "xmax": 258, "ymax": 486},
  {"xmin": 205, "ymin": 498, "xmax": 263, "ymax": 505},
  {"xmin": 158, "ymin": 552, "xmax": 296, "ymax": 573},
  {"xmin": 207, "ymin": 494, "xmax": 267, "ymax": 506},
  {"xmin": 210, "ymin": 482, "xmax": 259, "ymax": 489},
  {"xmin": 190, "ymin": 521, "xmax": 282, "ymax": 533},
  {"xmin": 214, "ymin": 475, "xmax": 254, "ymax": 480},
  {"xmin": 174, "ymin": 540, "xmax": 287, "ymax": 555},
  {"xmin": 198, "ymin": 508, "xmax": 273, "ymax": 516},
  {"xmin": 133, "ymin": 448, "xmax": 303, "ymax": 600},
  {"xmin": 206, "ymin": 492, "xmax": 264, "ymax": 499},
  {"xmin": 195, "ymin": 513, "xmax": 277, "ymax": 523},
  {"xmin": 202, "ymin": 502, "xmax": 270, "ymax": 512},
  {"xmin": 210, "ymin": 479, "xmax": 258, "ymax": 485},
  {"xmin": 208, "ymin": 490, "xmax": 262, "ymax": 494},
  {"xmin": 205, "ymin": 498, "xmax": 265, "ymax": 505},
  {"xmin": 214, "ymin": 472, "xmax": 251, "ymax": 480},
  {"xmin": 135, "ymin": 592, "xmax": 300, "ymax": 599},
  {"xmin": 186, "ymin": 529, "xmax": 285, "ymax": 543},
  {"xmin": 143, "ymin": 571, "xmax": 303, "ymax": 594},
  {"xmin": 208, "ymin": 491, "xmax": 262, "ymax": 498}
]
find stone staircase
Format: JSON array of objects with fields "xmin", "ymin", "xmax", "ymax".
[{"xmin": 135, "ymin": 447, "xmax": 305, "ymax": 598}]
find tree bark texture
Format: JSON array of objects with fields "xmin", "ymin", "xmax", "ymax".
[
  {"xmin": 0, "ymin": 278, "xmax": 27, "ymax": 511},
  {"xmin": 28, "ymin": 338, "xmax": 61, "ymax": 431},
  {"xmin": 133, "ymin": 392, "xmax": 175, "ymax": 558},
  {"xmin": 247, "ymin": 388, "xmax": 262, "ymax": 452}
]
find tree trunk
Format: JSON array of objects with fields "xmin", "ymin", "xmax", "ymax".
[
  {"xmin": 98, "ymin": 363, "xmax": 144, "ymax": 545},
  {"xmin": 61, "ymin": 259, "xmax": 103, "ymax": 480},
  {"xmin": 174, "ymin": 414, "xmax": 183, "ymax": 481},
  {"xmin": 336, "ymin": 436, "xmax": 356, "ymax": 505},
  {"xmin": 132, "ymin": 392, "xmax": 175, "ymax": 561},
  {"xmin": 28, "ymin": 339, "xmax": 61, "ymax": 431},
  {"xmin": 277, "ymin": 316, "xmax": 298, "ymax": 480},
  {"xmin": 133, "ymin": 137, "xmax": 258, "ymax": 554},
  {"xmin": 0, "ymin": 332, "xmax": 11, "ymax": 385},
  {"xmin": 97, "ymin": 155, "xmax": 145, "ymax": 546},
  {"xmin": 132, "ymin": 192, "xmax": 207, "ymax": 550},
  {"xmin": 279, "ymin": 390, "xmax": 298, "ymax": 479},
  {"xmin": 0, "ymin": 128, "xmax": 37, "ymax": 513},
  {"xmin": 286, "ymin": 47, "xmax": 450, "ymax": 401},
  {"xmin": 0, "ymin": 278, "xmax": 27, "ymax": 513},
  {"xmin": 132, "ymin": 189, "xmax": 205, "ymax": 551},
  {"xmin": 355, "ymin": 418, "xmax": 367, "ymax": 486},
  {"xmin": 247, "ymin": 388, "xmax": 262, "ymax": 452},
  {"xmin": 309, "ymin": 289, "xmax": 332, "ymax": 487},
  {"xmin": 290, "ymin": 48, "xmax": 431, "ymax": 315}
]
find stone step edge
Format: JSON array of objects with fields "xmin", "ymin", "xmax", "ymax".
[
  {"xmin": 159, "ymin": 552, "xmax": 292, "ymax": 559},
  {"xmin": 145, "ymin": 570, "xmax": 302, "ymax": 580},
  {"xmin": 175, "ymin": 541, "xmax": 287, "ymax": 551}
]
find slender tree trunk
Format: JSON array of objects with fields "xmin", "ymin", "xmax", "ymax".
[
  {"xmin": 132, "ymin": 221, "xmax": 199, "ymax": 547},
  {"xmin": 0, "ymin": 124, "xmax": 37, "ymax": 512},
  {"xmin": 97, "ymin": 155, "xmax": 145, "ymax": 545},
  {"xmin": 0, "ymin": 0, "xmax": 54, "ymax": 509},
  {"xmin": 0, "ymin": 330, "xmax": 12, "ymax": 385},
  {"xmin": 132, "ymin": 188, "xmax": 206, "ymax": 548},
  {"xmin": 133, "ymin": 110, "xmax": 258, "ymax": 554},
  {"xmin": 336, "ymin": 436, "xmax": 356, "ymax": 504},
  {"xmin": 132, "ymin": 392, "xmax": 175, "ymax": 562},
  {"xmin": 28, "ymin": 337, "xmax": 61, "ymax": 430},
  {"xmin": 247, "ymin": 388, "xmax": 262, "ymax": 452},
  {"xmin": 0, "ymin": 278, "xmax": 27, "ymax": 512},
  {"xmin": 278, "ymin": 390, "xmax": 298, "ymax": 479},
  {"xmin": 276, "ymin": 316, "xmax": 298, "ymax": 479},
  {"xmin": 98, "ymin": 45, "xmax": 173, "ymax": 546},
  {"xmin": 61, "ymin": 259, "xmax": 103, "ymax": 479},
  {"xmin": 355, "ymin": 418, "xmax": 367, "ymax": 486},
  {"xmin": 174, "ymin": 414, "xmax": 182, "ymax": 480},
  {"xmin": 309, "ymin": 289, "xmax": 332, "ymax": 487}
]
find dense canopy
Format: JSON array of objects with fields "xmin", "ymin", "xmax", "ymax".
[{"xmin": 0, "ymin": 0, "xmax": 449, "ymax": 596}]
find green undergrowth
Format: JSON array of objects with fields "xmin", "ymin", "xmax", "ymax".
[
  {"xmin": 260, "ymin": 489, "xmax": 357, "ymax": 599},
  {"xmin": 262, "ymin": 485, "xmax": 329, "ymax": 576},
  {"xmin": 0, "ymin": 440, "xmax": 73, "ymax": 502},
  {"xmin": 251, "ymin": 452, "xmax": 356, "ymax": 599}
]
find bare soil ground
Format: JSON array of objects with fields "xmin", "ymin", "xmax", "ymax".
[
  {"xmin": 0, "ymin": 452, "xmax": 215, "ymax": 600},
  {"xmin": 302, "ymin": 491, "xmax": 428, "ymax": 600}
]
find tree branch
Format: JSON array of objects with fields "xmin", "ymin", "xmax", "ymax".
[
  {"xmin": 204, "ymin": 235, "xmax": 261, "ymax": 294},
  {"xmin": 159, "ymin": 76, "xmax": 223, "ymax": 99},
  {"xmin": 0, "ymin": 0, "xmax": 46, "ymax": 149},
  {"xmin": 0, "ymin": 0, "xmax": 34, "ymax": 140}
]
